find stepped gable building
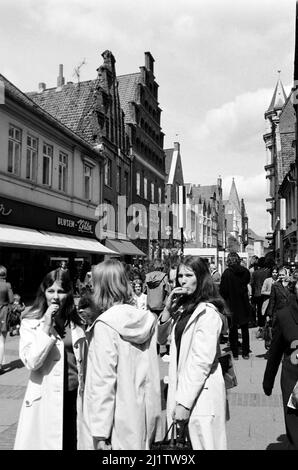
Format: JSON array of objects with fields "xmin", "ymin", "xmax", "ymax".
[
  {"xmin": 0, "ymin": 72, "xmax": 115, "ymax": 299},
  {"xmin": 27, "ymin": 51, "xmax": 145, "ymax": 259},
  {"xmin": 117, "ymin": 52, "xmax": 166, "ymax": 258},
  {"xmin": 185, "ymin": 178, "xmax": 224, "ymax": 249},
  {"xmin": 263, "ymin": 77, "xmax": 297, "ymax": 264},
  {"xmin": 164, "ymin": 141, "xmax": 184, "ymax": 250}
]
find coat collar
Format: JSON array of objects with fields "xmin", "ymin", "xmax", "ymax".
[{"xmin": 182, "ymin": 302, "xmax": 219, "ymax": 333}]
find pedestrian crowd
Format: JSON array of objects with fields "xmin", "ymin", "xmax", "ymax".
[{"xmin": 0, "ymin": 251, "xmax": 298, "ymax": 450}]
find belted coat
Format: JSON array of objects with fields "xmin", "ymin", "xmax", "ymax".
[{"xmin": 14, "ymin": 317, "xmax": 87, "ymax": 450}]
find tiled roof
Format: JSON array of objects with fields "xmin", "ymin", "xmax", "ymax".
[
  {"xmin": 27, "ymin": 80, "xmax": 98, "ymax": 145},
  {"xmin": 117, "ymin": 73, "xmax": 141, "ymax": 123},
  {"xmin": 164, "ymin": 148, "xmax": 174, "ymax": 176},
  {"xmin": 0, "ymin": 74, "xmax": 97, "ymax": 151},
  {"xmin": 191, "ymin": 185, "xmax": 218, "ymax": 204},
  {"xmin": 248, "ymin": 228, "xmax": 264, "ymax": 241}
]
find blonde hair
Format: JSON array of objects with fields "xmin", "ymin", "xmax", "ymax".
[{"xmin": 92, "ymin": 259, "xmax": 133, "ymax": 319}]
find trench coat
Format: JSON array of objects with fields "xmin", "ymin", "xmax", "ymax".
[
  {"xmin": 220, "ymin": 265, "xmax": 251, "ymax": 326},
  {"xmin": 158, "ymin": 302, "xmax": 227, "ymax": 450},
  {"xmin": 263, "ymin": 295, "xmax": 298, "ymax": 449},
  {"xmin": 80, "ymin": 304, "xmax": 163, "ymax": 450},
  {"xmin": 14, "ymin": 317, "xmax": 87, "ymax": 450}
]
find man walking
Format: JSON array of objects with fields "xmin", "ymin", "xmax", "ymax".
[{"xmin": 220, "ymin": 252, "xmax": 251, "ymax": 360}]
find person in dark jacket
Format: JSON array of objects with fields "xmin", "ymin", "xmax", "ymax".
[
  {"xmin": 250, "ymin": 257, "xmax": 270, "ymax": 328},
  {"xmin": 266, "ymin": 267, "xmax": 291, "ymax": 327},
  {"xmin": 0, "ymin": 265, "xmax": 14, "ymax": 373},
  {"xmin": 220, "ymin": 252, "xmax": 251, "ymax": 360},
  {"xmin": 145, "ymin": 261, "xmax": 170, "ymax": 355},
  {"xmin": 263, "ymin": 279, "xmax": 298, "ymax": 449}
]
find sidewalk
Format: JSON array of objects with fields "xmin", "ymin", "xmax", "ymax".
[
  {"xmin": 225, "ymin": 327, "xmax": 286, "ymax": 450},
  {"xmin": 0, "ymin": 327, "xmax": 287, "ymax": 450}
]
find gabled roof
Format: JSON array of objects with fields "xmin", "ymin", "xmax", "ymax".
[
  {"xmin": 248, "ymin": 228, "xmax": 265, "ymax": 242},
  {"xmin": 164, "ymin": 145, "xmax": 184, "ymax": 185},
  {"xmin": 27, "ymin": 80, "xmax": 98, "ymax": 145},
  {"xmin": 227, "ymin": 178, "xmax": 241, "ymax": 211},
  {"xmin": 190, "ymin": 184, "xmax": 218, "ymax": 205},
  {"xmin": 266, "ymin": 79, "xmax": 287, "ymax": 114},
  {"xmin": 1, "ymin": 74, "xmax": 98, "ymax": 152},
  {"xmin": 117, "ymin": 73, "xmax": 141, "ymax": 122},
  {"xmin": 164, "ymin": 149, "xmax": 174, "ymax": 176}
]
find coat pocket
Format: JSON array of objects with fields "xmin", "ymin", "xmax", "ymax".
[{"xmin": 191, "ymin": 386, "xmax": 214, "ymax": 416}]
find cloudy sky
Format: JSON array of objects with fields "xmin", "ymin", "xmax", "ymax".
[{"xmin": 0, "ymin": 0, "xmax": 296, "ymax": 236}]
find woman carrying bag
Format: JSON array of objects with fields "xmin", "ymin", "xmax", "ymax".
[{"xmin": 157, "ymin": 256, "xmax": 227, "ymax": 450}]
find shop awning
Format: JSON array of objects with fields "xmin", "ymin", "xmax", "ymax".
[
  {"xmin": 0, "ymin": 224, "xmax": 117, "ymax": 255},
  {"xmin": 105, "ymin": 239, "xmax": 146, "ymax": 256}
]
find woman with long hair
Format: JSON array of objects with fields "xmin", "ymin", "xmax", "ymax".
[
  {"xmin": 80, "ymin": 259, "xmax": 162, "ymax": 450},
  {"xmin": 0, "ymin": 265, "xmax": 14, "ymax": 374},
  {"xmin": 157, "ymin": 255, "xmax": 227, "ymax": 450},
  {"xmin": 14, "ymin": 269, "xmax": 87, "ymax": 450}
]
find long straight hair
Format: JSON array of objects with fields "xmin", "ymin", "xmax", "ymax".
[
  {"xmin": 92, "ymin": 259, "xmax": 134, "ymax": 320},
  {"xmin": 23, "ymin": 269, "xmax": 81, "ymax": 325},
  {"xmin": 170, "ymin": 255, "xmax": 226, "ymax": 317}
]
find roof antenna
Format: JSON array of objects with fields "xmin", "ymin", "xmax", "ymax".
[{"xmin": 73, "ymin": 58, "xmax": 86, "ymax": 83}]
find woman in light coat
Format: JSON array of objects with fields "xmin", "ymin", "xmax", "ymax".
[
  {"xmin": 80, "ymin": 259, "xmax": 162, "ymax": 450},
  {"xmin": 158, "ymin": 255, "xmax": 227, "ymax": 450},
  {"xmin": 14, "ymin": 269, "xmax": 87, "ymax": 450}
]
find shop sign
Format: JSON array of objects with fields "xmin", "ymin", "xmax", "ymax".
[
  {"xmin": 0, "ymin": 196, "xmax": 96, "ymax": 238},
  {"xmin": 0, "ymin": 203, "xmax": 12, "ymax": 217},
  {"xmin": 57, "ymin": 217, "xmax": 93, "ymax": 235}
]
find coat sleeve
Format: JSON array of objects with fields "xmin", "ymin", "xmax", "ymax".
[
  {"xmin": 219, "ymin": 272, "xmax": 227, "ymax": 300},
  {"xmin": 157, "ymin": 316, "xmax": 173, "ymax": 345},
  {"xmin": 262, "ymin": 317, "xmax": 285, "ymax": 395},
  {"xmin": 266, "ymin": 284, "xmax": 276, "ymax": 319},
  {"xmin": 7, "ymin": 283, "xmax": 14, "ymax": 304},
  {"xmin": 261, "ymin": 279, "xmax": 271, "ymax": 297},
  {"xmin": 175, "ymin": 307, "xmax": 222, "ymax": 410},
  {"xmin": 86, "ymin": 321, "xmax": 118, "ymax": 440},
  {"xmin": 19, "ymin": 319, "xmax": 57, "ymax": 370}
]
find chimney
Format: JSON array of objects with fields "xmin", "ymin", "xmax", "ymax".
[
  {"xmin": 144, "ymin": 52, "xmax": 154, "ymax": 73},
  {"xmin": 57, "ymin": 64, "xmax": 65, "ymax": 88},
  {"xmin": 174, "ymin": 141, "xmax": 180, "ymax": 152},
  {"xmin": 38, "ymin": 82, "xmax": 46, "ymax": 93}
]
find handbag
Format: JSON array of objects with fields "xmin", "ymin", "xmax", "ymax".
[
  {"xmin": 219, "ymin": 352, "xmax": 238, "ymax": 389},
  {"xmin": 151, "ymin": 421, "xmax": 192, "ymax": 450}
]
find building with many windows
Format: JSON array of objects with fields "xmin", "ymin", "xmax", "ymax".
[
  {"xmin": 0, "ymin": 73, "xmax": 115, "ymax": 299},
  {"xmin": 28, "ymin": 52, "xmax": 145, "ymax": 260},
  {"xmin": 117, "ymin": 52, "xmax": 167, "ymax": 258},
  {"xmin": 263, "ymin": 78, "xmax": 297, "ymax": 264}
]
